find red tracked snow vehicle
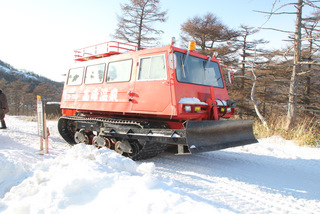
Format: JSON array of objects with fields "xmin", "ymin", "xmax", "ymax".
[{"xmin": 58, "ymin": 41, "xmax": 257, "ymax": 160}]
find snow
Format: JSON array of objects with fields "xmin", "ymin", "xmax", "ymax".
[
  {"xmin": 46, "ymin": 102, "xmax": 61, "ymax": 105},
  {"xmin": 216, "ymin": 100, "xmax": 227, "ymax": 106},
  {"xmin": 178, "ymin": 97, "xmax": 231, "ymax": 106},
  {"xmin": 0, "ymin": 65, "xmax": 39, "ymax": 81},
  {"xmin": 178, "ymin": 97, "xmax": 208, "ymax": 105},
  {"xmin": 0, "ymin": 65, "xmax": 11, "ymax": 73},
  {"xmin": 1, "ymin": 116, "xmax": 320, "ymax": 214}
]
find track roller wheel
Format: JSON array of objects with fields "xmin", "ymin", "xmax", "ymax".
[
  {"xmin": 115, "ymin": 140, "xmax": 134, "ymax": 155},
  {"xmin": 74, "ymin": 129, "xmax": 89, "ymax": 144},
  {"xmin": 115, "ymin": 140, "xmax": 143, "ymax": 160},
  {"xmin": 127, "ymin": 141, "xmax": 143, "ymax": 160},
  {"xmin": 93, "ymin": 135, "xmax": 111, "ymax": 148}
]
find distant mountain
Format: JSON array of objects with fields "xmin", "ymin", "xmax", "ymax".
[
  {"xmin": 0, "ymin": 59, "xmax": 64, "ymax": 115},
  {"xmin": 0, "ymin": 59, "xmax": 63, "ymax": 87}
]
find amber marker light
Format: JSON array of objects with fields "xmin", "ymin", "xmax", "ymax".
[
  {"xmin": 194, "ymin": 106, "xmax": 201, "ymax": 112},
  {"xmin": 188, "ymin": 41, "xmax": 196, "ymax": 51}
]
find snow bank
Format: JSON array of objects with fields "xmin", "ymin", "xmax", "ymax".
[
  {"xmin": 234, "ymin": 135, "xmax": 320, "ymax": 160},
  {"xmin": 0, "ymin": 153, "xmax": 30, "ymax": 198},
  {"xmin": 1, "ymin": 116, "xmax": 320, "ymax": 214},
  {"xmin": 0, "ymin": 144, "xmax": 225, "ymax": 214}
]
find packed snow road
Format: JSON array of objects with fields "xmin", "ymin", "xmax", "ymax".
[{"xmin": 0, "ymin": 116, "xmax": 319, "ymax": 213}]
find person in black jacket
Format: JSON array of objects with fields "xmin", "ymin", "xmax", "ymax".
[{"xmin": 0, "ymin": 89, "xmax": 9, "ymax": 129}]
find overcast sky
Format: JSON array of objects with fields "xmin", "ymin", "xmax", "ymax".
[{"xmin": 0, "ymin": 0, "xmax": 317, "ymax": 82}]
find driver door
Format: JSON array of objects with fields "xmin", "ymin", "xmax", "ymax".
[{"xmin": 132, "ymin": 54, "xmax": 171, "ymax": 113}]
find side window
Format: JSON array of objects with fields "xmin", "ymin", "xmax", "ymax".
[
  {"xmin": 107, "ymin": 59, "xmax": 132, "ymax": 83},
  {"xmin": 138, "ymin": 55, "xmax": 166, "ymax": 80},
  {"xmin": 67, "ymin": 67, "xmax": 84, "ymax": 85},
  {"xmin": 85, "ymin": 63, "xmax": 105, "ymax": 84}
]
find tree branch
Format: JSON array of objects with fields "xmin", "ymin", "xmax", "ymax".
[
  {"xmin": 259, "ymin": 27, "xmax": 293, "ymax": 33},
  {"xmin": 298, "ymin": 61, "xmax": 320, "ymax": 65},
  {"xmin": 254, "ymin": 10, "xmax": 297, "ymax": 15}
]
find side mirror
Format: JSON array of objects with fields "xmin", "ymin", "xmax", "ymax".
[
  {"xmin": 227, "ymin": 70, "xmax": 234, "ymax": 85},
  {"xmin": 221, "ymin": 65, "xmax": 234, "ymax": 85},
  {"xmin": 168, "ymin": 53, "xmax": 177, "ymax": 69}
]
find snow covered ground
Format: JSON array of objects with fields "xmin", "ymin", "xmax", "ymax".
[{"xmin": 0, "ymin": 115, "xmax": 319, "ymax": 214}]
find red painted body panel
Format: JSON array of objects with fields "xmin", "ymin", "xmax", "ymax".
[{"xmin": 60, "ymin": 45, "xmax": 234, "ymax": 122}]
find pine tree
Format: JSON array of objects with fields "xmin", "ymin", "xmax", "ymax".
[
  {"xmin": 113, "ymin": 0, "xmax": 167, "ymax": 48},
  {"xmin": 180, "ymin": 12, "xmax": 239, "ymax": 57}
]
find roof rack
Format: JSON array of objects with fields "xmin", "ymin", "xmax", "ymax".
[{"xmin": 74, "ymin": 41, "xmax": 143, "ymax": 62}]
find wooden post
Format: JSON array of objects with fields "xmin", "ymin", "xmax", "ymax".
[
  {"xmin": 39, "ymin": 137, "xmax": 43, "ymax": 151},
  {"xmin": 37, "ymin": 95, "xmax": 49, "ymax": 154},
  {"xmin": 44, "ymin": 113, "xmax": 49, "ymax": 154}
]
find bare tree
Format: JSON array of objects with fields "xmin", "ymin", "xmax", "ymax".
[
  {"xmin": 113, "ymin": 0, "xmax": 167, "ymax": 48},
  {"xmin": 286, "ymin": 0, "xmax": 303, "ymax": 130},
  {"xmin": 238, "ymin": 25, "xmax": 269, "ymax": 88},
  {"xmin": 257, "ymin": 0, "xmax": 320, "ymax": 130},
  {"xmin": 301, "ymin": 10, "xmax": 320, "ymax": 109},
  {"xmin": 237, "ymin": 45, "xmax": 269, "ymax": 127}
]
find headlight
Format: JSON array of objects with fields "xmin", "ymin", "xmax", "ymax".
[{"xmin": 184, "ymin": 105, "xmax": 192, "ymax": 112}]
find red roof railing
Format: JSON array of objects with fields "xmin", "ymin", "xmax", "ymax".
[{"xmin": 74, "ymin": 41, "xmax": 144, "ymax": 62}]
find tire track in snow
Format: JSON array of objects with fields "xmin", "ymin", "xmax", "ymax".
[{"xmin": 146, "ymin": 151, "xmax": 320, "ymax": 214}]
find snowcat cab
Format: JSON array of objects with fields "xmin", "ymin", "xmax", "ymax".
[{"xmin": 58, "ymin": 41, "xmax": 257, "ymax": 160}]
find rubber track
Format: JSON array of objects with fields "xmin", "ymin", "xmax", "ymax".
[
  {"xmin": 58, "ymin": 116, "xmax": 168, "ymax": 160},
  {"xmin": 129, "ymin": 141, "xmax": 168, "ymax": 161},
  {"xmin": 58, "ymin": 117, "xmax": 77, "ymax": 145},
  {"xmin": 60, "ymin": 115, "xmax": 144, "ymax": 128}
]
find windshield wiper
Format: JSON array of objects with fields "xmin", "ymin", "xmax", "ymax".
[
  {"xmin": 203, "ymin": 57, "xmax": 211, "ymax": 80},
  {"xmin": 180, "ymin": 55, "xmax": 186, "ymax": 78}
]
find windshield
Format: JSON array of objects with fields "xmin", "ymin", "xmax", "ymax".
[{"xmin": 175, "ymin": 51, "xmax": 224, "ymax": 88}]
